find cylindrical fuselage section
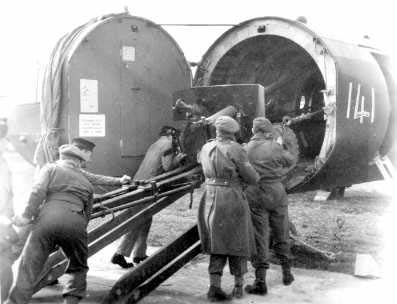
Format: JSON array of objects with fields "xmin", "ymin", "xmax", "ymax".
[
  {"xmin": 194, "ymin": 17, "xmax": 392, "ymax": 191},
  {"xmin": 58, "ymin": 15, "xmax": 191, "ymax": 177}
]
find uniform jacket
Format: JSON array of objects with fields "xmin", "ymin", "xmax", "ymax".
[
  {"xmin": 22, "ymin": 160, "xmax": 122, "ymax": 222},
  {"xmin": 197, "ymin": 136, "xmax": 259, "ymax": 257},
  {"xmin": 134, "ymin": 136, "xmax": 178, "ymax": 180},
  {"xmin": 245, "ymin": 133, "xmax": 295, "ymax": 184},
  {"xmin": 22, "ymin": 160, "xmax": 95, "ymax": 220}
]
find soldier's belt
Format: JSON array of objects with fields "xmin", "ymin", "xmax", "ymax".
[
  {"xmin": 205, "ymin": 178, "xmax": 240, "ymax": 187},
  {"xmin": 46, "ymin": 193, "xmax": 86, "ymax": 214}
]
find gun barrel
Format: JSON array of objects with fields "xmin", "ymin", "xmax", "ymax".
[{"xmin": 205, "ymin": 105, "xmax": 238, "ymax": 125}]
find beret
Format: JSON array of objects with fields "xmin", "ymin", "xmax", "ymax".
[
  {"xmin": 214, "ymin": 116, "xmax": 240, "ymax": 133},
  {"xmin": 253, "ymin": 117, "xmax": 273, "ymax": 134}
]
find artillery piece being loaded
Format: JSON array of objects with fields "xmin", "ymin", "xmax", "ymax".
[{"xmin": 7, "ymin": 13, "xmax": 396, "ymax": 304}]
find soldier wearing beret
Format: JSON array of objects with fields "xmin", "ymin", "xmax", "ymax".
[
  {"xmin": 197, "ymin": 116, "xmax": 259, "ymax": 301},
  {"xmin": 6, "ymin": 138, "xmax": 130, "ymax": 304},
  {"xmin": 244, "ymin": 117, "xmax": 296, "ymax": 295}
]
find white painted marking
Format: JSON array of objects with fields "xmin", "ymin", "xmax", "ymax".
[
  {"xmin": 347, "ymin": 82, "xmax": 352, "ymax": 118},
  {"xmin": 354, "ymin": 84, "xmax": 361, "ymax": 119},
  {"xmin": 371, "ymin": 88, "xmax": 375, "ymax": 123},
  {"xmin": 360, "ymin": 96, "xmax": 365, "ymax": 124},
  {"xmin": 299, "ymin": 96, "xmax": 306, "ymax": 109}
]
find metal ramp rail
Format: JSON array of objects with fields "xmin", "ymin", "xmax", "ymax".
[{"xmin": 102, "ymin": 225, "xmax": 201, "ymax": 303}]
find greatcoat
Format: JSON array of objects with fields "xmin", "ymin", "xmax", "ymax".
[{"xmin": 197, "ymin": 137, "xmax": 259, "ymax": 257}]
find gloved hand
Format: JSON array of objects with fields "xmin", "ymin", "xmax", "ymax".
[
  {"xmin": 12, "ymin": 214, "xmax": 31, "ymax": 227},
  {"xmin": 276, "ymin": 136, "xmax": 283, "ymax": 146},
  {"xmin": 119, "ymin": 175, "xmax": 132, "ymax": 185},
  {"xmin": 175, "ymin": 153, "xmax": 187, "ymax": 164}
]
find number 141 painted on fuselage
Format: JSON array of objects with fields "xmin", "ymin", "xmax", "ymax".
[{"xmin": 346, "ymin": 82, "xmax": 375, "ymax": 124}]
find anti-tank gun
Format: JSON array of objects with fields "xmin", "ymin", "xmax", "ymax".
[{"xmin": 173, "ymin": 84, "xmax": 300, "ymax": 176}]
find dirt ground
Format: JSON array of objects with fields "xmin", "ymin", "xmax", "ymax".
[{"xmin": 148, "ymin": 183, "xmax": 392, "ymax": 275}]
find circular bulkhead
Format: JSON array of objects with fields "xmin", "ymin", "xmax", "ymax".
[
  {"xmin": 54, "ymin": 14, "xmax": 192, "ymax": 177},
  {"xmin": 194, "ymin": 17, "xmax": 391, "ymax": 191}
]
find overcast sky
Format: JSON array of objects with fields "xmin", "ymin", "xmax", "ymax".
[{"xmin": 0, "ymin": 0, "xmax": 396, "ymax": 114}]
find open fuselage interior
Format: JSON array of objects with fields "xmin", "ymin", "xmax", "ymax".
[{"xmin": 208, "ymin": 35, "xmax": 327, "ymax": 187}]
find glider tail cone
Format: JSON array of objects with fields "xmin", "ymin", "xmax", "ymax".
[{"xmin": 193, "ymin": 16, "xmax": 395, "ymax": 192}]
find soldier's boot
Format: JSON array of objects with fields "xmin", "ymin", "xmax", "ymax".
[
  {"xmin": 111, "ymin": 253, "xmax": 134, "ymax": 269},
  {"xmin": 207, "ymin": 286, "xmax": 231, "ymax": 302},
  {"xmin": 231, "ymin": 275, "xmax": 243, "ymax": 299},
  {"xmin": 245, "ymin": 268, "xmax": 267, "ymax": 295},
  {"xmin": 63, "ymin": 296, "xmax": 80, "ymax": 304},
  {"xmin": 207, "ymin": 274, "xmax": 231, "ymax": 302},
  {"xmin": 281, "ymin": 262, "xmax": 294, "ymax": 285},
  {"xmin": 133, "ymin": 255, "xmax": 148, "ymax": 264}
]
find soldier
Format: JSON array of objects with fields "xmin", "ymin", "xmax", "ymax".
[
  {"xmin": 10, "ymin": 138, "xmax": 132, "ymax": 276},
  {"xmin": 0, "ymin": 118, "xmax": 17, "ymax": 302},
  {"xmin": 111, "ymin": 126, "xmax": 186, "ymax": 268},
  {"xmin": 0, "ymin": 118, "xmax": 12, "ymax": 220},
  {"xmin": 71, "ymin": 138, "xmax": 131, "ymax": 197},
  {"xmin": 244, "ymin": 117, "xmax": 296, "ymax": 295},
  {"xmin": 197, "ymin": 116, "xmax": 259, "ymax": 301},
  {"xmin": 6, "ymin": 139, "xmax": 130, "ymax": 304}
]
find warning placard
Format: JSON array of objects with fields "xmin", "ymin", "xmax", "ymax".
[
  {"xmin": 79, "ymin": 114, "xmax": 105, "ymax": 137},
  {"xmin": 122, "ymin": 46, "xmax": 135, "ymax": 62},
  {"xmin": 80, "ymin": 79, "xmax": 98, "ymax": 112}
]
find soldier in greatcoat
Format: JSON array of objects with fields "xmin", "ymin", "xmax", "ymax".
[{"xmin": 197, "ymin": 116, "xmax": 259, "ymax": 301}]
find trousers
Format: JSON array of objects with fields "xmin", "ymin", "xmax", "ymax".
[
  {"xmin": 6, "ymin": 205, "xmax": 88, "ymax": 304},
  {"xmin": 116, "ymin": 217, "xmax": 152, "ymax": 258},
  {"xmin": 208, "ymin": 254, "xmax": 247, "ymax": 276},
  {"xmin": 245, "ymin": 182, "xmax": 290, "ymax": 270},
  {"xmin": 1, "ymin": 255, "xmax": 13, "ymax": 302}
]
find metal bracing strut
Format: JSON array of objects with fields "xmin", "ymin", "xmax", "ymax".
[
  {"xmin": 373, "ymin": 153, "xmax": 396, "ymax": 180},
  {"xmin": 102, "ymin": 225, "xmax": 201, "ymax": 303}
]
